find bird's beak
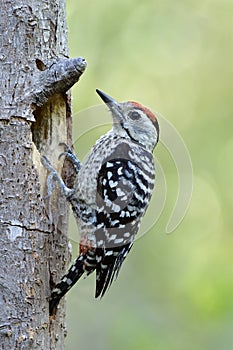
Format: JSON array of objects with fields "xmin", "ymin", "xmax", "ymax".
[
  {"xmin": 96, "ymin": 89, "xmax": 121, "ymax": 112},
  {"xmin": 96, "ymin": 89, "xmax": 123, "ymax": 126},
  {"xmin": 96, "ymin": 89, "xmax": 117, "ymax": 105}
]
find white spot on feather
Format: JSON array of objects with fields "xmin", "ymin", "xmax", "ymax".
[
  {"xmin": 117, "ymin": 167, "xmax": 123, "ymax": 175},
  {"xmin": 105, "ymin": 250, "xmax": 113, "ymax": 256},
  {"xmin": 107, "ymin": 171, "xmax": 112, "ymax": 179},
  {"xmin": 114, "ymin": 238, "xmax": 124, "ymax": 244},
  {"xmin": 124, "ymin": 232, "xmax": 130, "ymax": 238},
  {"xmin": 109, "ymin": 180, "xmax": 117, "ymax": 188},
  {"xmin": 116, "ymin": 188, "xmax": 125, "ymax": 196}
]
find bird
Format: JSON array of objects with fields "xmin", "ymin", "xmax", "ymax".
[{"xmin": 41, "ymin": 89, "xmax": 159, "ymax": 314}]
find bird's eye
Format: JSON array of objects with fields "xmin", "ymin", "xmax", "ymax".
[{"xmin": 129, "ymin": 111, "xmax": 141, "ymax": 120}]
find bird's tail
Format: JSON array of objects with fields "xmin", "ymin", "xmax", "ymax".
[
  {"xmin": 49, "ymin": 255, "xmax": 85, "ymax": 315},
  {"xmin": 95, "ymin": 243, "xmax": 133, "ymax": 298}
]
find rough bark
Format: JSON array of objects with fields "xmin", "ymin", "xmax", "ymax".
[{"xmin": 0, "ymin": 1, "xmax": 86, "ymax": 349}]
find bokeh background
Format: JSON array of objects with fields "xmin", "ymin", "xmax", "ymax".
[{"xmin": 65, "ymin": 1, "xmax": 233, "ymax": 349}]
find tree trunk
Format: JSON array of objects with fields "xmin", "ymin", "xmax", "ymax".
[{"xmin": 0, "ymin": 1, "xmax": 86, "ymax": 348}]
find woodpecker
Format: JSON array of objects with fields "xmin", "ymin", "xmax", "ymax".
[{"xmin": 41, "ymin": 89, "xmax": 159, "ymax": 314}]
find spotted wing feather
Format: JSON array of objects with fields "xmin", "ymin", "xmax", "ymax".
[{"xmin": 94, "ymin": 157, "xmax": 154, "ymax": 297}]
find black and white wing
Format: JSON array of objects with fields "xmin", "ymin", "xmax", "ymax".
[{"xmin": 94, "ymin": 149, "xmax": 155, "ymax": 297}]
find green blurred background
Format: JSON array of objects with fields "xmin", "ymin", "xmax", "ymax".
[{"xmin": 65, "ymin": 0, "xmax": 233, "ymax": 349}]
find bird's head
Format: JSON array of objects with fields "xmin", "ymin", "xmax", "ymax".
[{"xmin": 96, "ymin": 89, "xmax": 159, "ymax": 152}]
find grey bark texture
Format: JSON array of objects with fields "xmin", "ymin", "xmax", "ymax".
[{"xmin": 0, "ymin": 1, "xmax": 86, "ymax": 349}]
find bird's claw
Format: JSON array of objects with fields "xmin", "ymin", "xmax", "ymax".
[
  {"xmin": 41, "ymin": 155, "xmax": 72, "ymax": 198},
  {"xmin": 58, "ymin": 143, "xmax": 81, "ymax": 173}
]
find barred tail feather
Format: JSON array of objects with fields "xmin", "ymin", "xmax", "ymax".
[
  {"xmin": 49, "ymin": 255, "xmax": 85, "ymax": 314},
  {"xmin": 95, "ymin": 243, "xmax": 133, "ymax": 298}
]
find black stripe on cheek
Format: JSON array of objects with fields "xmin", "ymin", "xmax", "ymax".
[{"xmin": 120, "ymin": 122, "xmax": 138, "ymax": 143}]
